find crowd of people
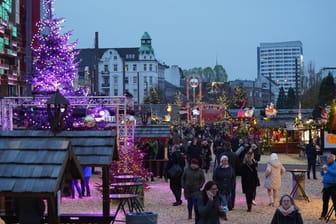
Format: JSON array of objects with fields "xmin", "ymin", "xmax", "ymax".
[{"xmin": 161, "ymin": 125, "xmax": 335, "ymax": 224}]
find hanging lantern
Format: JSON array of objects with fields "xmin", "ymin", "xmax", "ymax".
[{"xmin": 46, "ymin": 89, "xmax": 69, "ymax": 134}]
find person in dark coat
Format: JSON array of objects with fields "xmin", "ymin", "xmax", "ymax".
[
  {"xmin": 218, "ymin": 141, "xmax": 238, "ymax": 210},
  {"xmin": 186, "ymin": 137, "xmax": 202, "ymax": 165},
  {"xmin": 182, "ymin": 158, "xmax": 205, "ymax": 222},
  {"xmin": 235, "ymin": 138, "xmax": 249, "ymax": 176},
  {"xmin": 167, "ymin": 146, "xmax": 186, "ymax": 206},
  {"xmin": 197, "ymin": 180, "xmax": 224, "ymax": 224},
  {"xmin": 271, "ymin": 194, "xmax": 303, "ymax": 224},
  {"xmin": 250, "ymin": 143, "xmax": 261, "ymax": 205},
  {"xmin": 213, "ymin": 155, "xmax": 234, "ymax": 217},
  {"xmin": 200, "ymin": 139, "xmax": 212, "ymax": 173},
  {"xmin": 240, "ymin": 151, "xmax": 260, "ymax": 212},
  {"xmin": 13, "ymin": 197, "xmax": 45, "ymax": 224},
  {"xmin": 213, "ymin": 134, "xmax": 225, "ymax": 165},
  {"xmin": 305, "ymin": 138, "xmax": 317, "ymax": 179}
]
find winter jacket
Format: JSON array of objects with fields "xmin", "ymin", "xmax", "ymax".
[
  {"xmin": 241, "ymin": 162, "xmax": 260, "ymax": 194},
  {"xmin": 270, "ymin": 208, "xmax": 303, "ymax": 224},
  {"xmin": 213, "ymin": 165, "xmax": 235, "ymax": 194},
  {"xmin": 83, "ymin": 166, "xmax": 92, "ymax": 177},
  {"xmin": 305, "ymin": 143, "xmax": 317, "ymax": 161},
  {"xmin": 182, "ymin": 166, "xmax": 205, "ymax": 198},
  {"xmin": 197, "ymin": 193, "xmax": 221, "ymax": 224},
  {"xmin": 167, "ymin": 150, "xmax": 185, "ymax": 179},
  {"xmin": 264, "ymin": 159, "xmax": 286, "ymax": 190},
  {"xmin": 321, "ymin": 161, "xmax": 336, "ymax": 188}
]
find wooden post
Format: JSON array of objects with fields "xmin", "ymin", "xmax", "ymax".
[{"xmin": 102, "ymin": 166, "xmax": 110, "ymax": 216}]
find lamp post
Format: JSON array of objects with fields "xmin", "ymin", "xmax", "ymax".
[{"xmin": 46, "ymin": 90, "xmax": 69, "ymax": 134}]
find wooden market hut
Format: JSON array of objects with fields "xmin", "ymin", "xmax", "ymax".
[
  {"xmin": 0, "ymin": 130, "xmax": 117, "ymax": 223},
  {"xmin": 135, "ymin": 124, "xmax": 171, "ymax": 177},
  {"xmin": 0, "ymin": 139, "xmax": 82, "ymax": 224}
]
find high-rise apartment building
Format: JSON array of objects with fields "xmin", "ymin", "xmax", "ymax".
[{"xmin": 257, "ymin": 41, "xmax": 304, "ymax": 103}]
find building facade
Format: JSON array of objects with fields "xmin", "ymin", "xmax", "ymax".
[
  {"xmin": 230, "ymin": 78, "xmax": 276, "ymax": 108},
  {"xmin": 318, "ymin": 67, "xmax": 336, "ymax": 80},
  {"xmin": 0, "ymin": 0, "xmax": 24, "ymax": 97},
  {"xmin": 77, "ymin": 32, "xmax": 180, "ymax": 104},
  {"xmin": 257, "ymin": 41, "xmax": 304, "ymax": 102}
]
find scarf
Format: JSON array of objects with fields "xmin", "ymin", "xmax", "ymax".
[{"xmin": 278, "ymin": 205, "xmax": 295, "ymax": 216}]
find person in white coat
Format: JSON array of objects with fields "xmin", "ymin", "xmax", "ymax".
[{"xmin": 264, "ymin": 153, "xmax": 286, "ymax": 207}]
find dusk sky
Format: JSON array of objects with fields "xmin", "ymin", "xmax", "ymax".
[{"xmin": 54, "ymin": 0, "xmax": 336, "ymax": 81}]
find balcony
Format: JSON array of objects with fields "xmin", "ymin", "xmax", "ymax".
[{"xmin": 101, "ymin": 70, "xmax": 110, "ymax": 74}]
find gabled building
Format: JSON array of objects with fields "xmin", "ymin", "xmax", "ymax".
[{"xmin": 77, "ymin": 32, "xmax": 180, "ymax": 104}]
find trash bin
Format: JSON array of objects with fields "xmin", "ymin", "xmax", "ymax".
[
  {"xmin": 126, "ymin": 212, "xmax": 157, "ymax": 224},
  {"xmin": 292, "ymin": 173, "xmax": 305, "ymax": 199}
]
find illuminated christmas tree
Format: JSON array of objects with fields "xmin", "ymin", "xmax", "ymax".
[
  {"xmin": 30, "ymin": 0, "xmax": 82, "ymax": 96},
  {"xmin": 24, "ymin": 0, "xmax": 86, "ymax": 130}
]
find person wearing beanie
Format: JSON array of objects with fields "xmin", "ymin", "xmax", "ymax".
[
  {"xmin": 264, "ymin": 153, "xmax": 286, "ymax": 207},
  {"xmin": 182, "ymin": 158, "xmax": 205, "ymax": 223},
  {"xmin": 212, "ymin": 155, "xmax": 235, "ymax": 220}
]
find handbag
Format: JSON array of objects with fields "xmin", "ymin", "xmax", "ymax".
[{"xmin": 167, "ymin": 164, "xmax": 183, "ymax": 178}]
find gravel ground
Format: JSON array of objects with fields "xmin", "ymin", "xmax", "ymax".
[{"xmin": 61, "ymin": 168, "xmax": 335, "ymax": 224}]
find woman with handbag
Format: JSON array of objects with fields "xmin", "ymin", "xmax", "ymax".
[{"xmin": 167, "ymin": 144, "xmax": 185, "ymax": 206}]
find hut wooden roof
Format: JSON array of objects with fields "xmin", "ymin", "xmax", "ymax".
[
  {"xmin": 0, "ymin": 130, "xmax": 117, "ymax": 167},
  {"xmin": 135, "ymin": 124, "xmax": 171, "ymax": 139},
  {"xmin": 0, "ymin": 139, "xmax": 82, "ymax": 195}
]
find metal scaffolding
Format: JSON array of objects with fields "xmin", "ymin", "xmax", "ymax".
[{"xmin": 0, "ymin": 95, "xmax": 135, "ymax": 147}]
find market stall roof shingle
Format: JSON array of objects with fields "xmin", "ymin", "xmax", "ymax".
[
  {"xmin": 0, "ymin": 130, "xmax": 118, "ymax": 166},
  {"xmin": 135, "ymin": 124, "xmax": 171, "ymax": 139},
  {"xmin": 0, "ymin": 130, "xmax": 118, "ymax": 220},
  {"xmin": 0, "ymin": 139, "xmax": 81, "ymax": 195}
]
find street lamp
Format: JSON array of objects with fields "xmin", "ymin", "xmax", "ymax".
[{"xmin": 46, "ymin": 90, "xmax": 69, "ymax": 134}]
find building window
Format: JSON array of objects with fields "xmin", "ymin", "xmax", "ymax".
[
  {"xmin": 125, "ymin": 77, "xmax": 129, "ymax": 84},
  {"xmin": 125, "ymin": 64, "xmax": 128, "ymax": 72},
  {"xmin": 114, "ymin": 89, "xmax": 118, "ymax": 96},
  {"xmin": 104, "ymin": 89, "xmax": 109, "ymax": 96},
  {"xmin": 104, "ymin": 65, "xmax": 109, "ymax": 72},
  {"xmin": 149, "ymin": 64, "xmax": 152, "ymax": 71},
  {"xmin": 133, "ymin": 76, "xmax": 137, "ymax": 84},
  {"xmin": 133, "ymin": 64, "xmax": 137, "ymax": 71},
  {"xmin": 149, "ymin": 76, "xmax": 152, "ymax": 84},
  {"xmin": 113, "ymin": 64, "xmax": 118, "ymax": 72},
  {"xmin": 114, "ymin": 76, "xmax": 118, "ymax": 84},
  {"xmin": 114, "ymin": 56, "xmax": 117, "ymax": 60},
  {"xmin": 144, "ymin": 64, "xmax": 147, "ymax": 71},
  {"xmin": 103, "ymin": 77, "xmax": 109, "ymax": 85}
]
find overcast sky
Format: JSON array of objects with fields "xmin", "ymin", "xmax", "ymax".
[{"xmin": 54, "ymin": 0, "xmax": 336, "ymax": 81}]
